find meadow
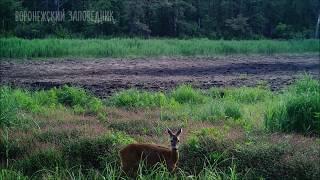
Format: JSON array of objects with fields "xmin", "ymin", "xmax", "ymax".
[
  {"xmin": 0, "ymin": 75, "xmax": 319, "ymax": 179},
  {"xmin": 0, "ymin": 38, "xmax": 319, "ymax": 58}
]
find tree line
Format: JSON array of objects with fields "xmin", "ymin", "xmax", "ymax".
[{"xmin": 1, "ymin": 0, "xmax": 319, "ymax": 39}]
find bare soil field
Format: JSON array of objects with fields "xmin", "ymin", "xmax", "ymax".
[{"xmin": 1, "ymin": 54, "xmax": 319, "ymax": 97}]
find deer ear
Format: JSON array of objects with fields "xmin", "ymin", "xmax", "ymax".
[
  {"xmin": 167, "ymin": 128, "xmax": 174, "ymax": 136},
  {"xmin": 176, "ymin": 128, "xmax": 182, "ymax": 136}
]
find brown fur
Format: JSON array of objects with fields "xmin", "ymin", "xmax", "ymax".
[
  {"xmin": 119, "ymin": 143, "xmax": 178, "ymax": 176},
  {"xmin": 119, "ymin": 128, "xmax": 182, "ymax": 176}
]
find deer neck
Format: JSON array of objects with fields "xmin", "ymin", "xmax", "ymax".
[{"xmin": 171, "ymin": 148, "xmax": 179, "ymax": 163}]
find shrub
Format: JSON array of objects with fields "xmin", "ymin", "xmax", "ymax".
[
  {"xmin": 56, "ymin": 86, "xmax": 104, "ymax": 115},
  {"xmin": 171, "ymin": 85, "xmax": 207, "ymax": 104},
  {"xmin": 11, "ymin": 89, "xmax": 40, "ymax": 113},
  {"xmin": 33, "ymin": 89, "xmax": 59, "ymax": 107},
  {"xmin": 223, "ymin": 101, "xmax": 242, "ymax": 120},
  {"xmin": 232, "ymin": 142, "xmax": 290, "ymax": 178},
  {"xmin": 15, "ymin": 149, "xmax": 64, "ymax": 176},
  {"xmin": 0, "ymin": 132, "xmax": 26, "ymax": 161},
  {"xmin": 179, "ymin": 128, "xmax": 232, "ymax": 173},
  {"xmin": 284, "ymin": 93, "xmax": 320, "ymax": 134},
  {"xmin": 63, "ymin": 132, "xmax": 134, "ymax": 169},
  {"xmin": 265, "ymin": 77, "xmax": 320, "ymax": 135},
  {"xmin": 181, "ymin": 129, "xmax": 320, "ymax": 179},
  {"xmin": 232, "ymin": 140, "xmax": 320, "ymax": 179},
  {"xmin": 109, "ymin": 89, "xmax": 166, "ymax": 108},
  {"xmin": 56, "ymin": 86, "xmax": 89, "ymax": 107}
]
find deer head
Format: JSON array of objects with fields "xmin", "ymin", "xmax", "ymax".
[{"xmin": 167, "ymin": 128, "xmax": 182, "ymax": 151}]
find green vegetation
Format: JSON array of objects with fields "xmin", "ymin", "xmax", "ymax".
[
  {"xmin": 1, "ymin": 0, "xmax": 319, "ymax": 39},
  {"xmin": 265, "ymin": 76, "xmax": 320, "ymax": 135},
  {"xmin": 1, "ymin": 76, "xmax": 319, "ymax": 179},
  {"xmin": 0, "ymin": 38, "xmax": 319, "ymax": 59},
  {"xmin": 180, "ymin": 127, "xmax": 320, "ymax": 179},
  {"xmin": 0, "ymin": 85, "xmax": 105, "ymax": 127},
  {"xmin": 109, "ymin": 89, "xmax": 166, "ymax": 108}
]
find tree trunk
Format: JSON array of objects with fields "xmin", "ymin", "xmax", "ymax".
[
  {"xmin": 173, "ymin": 1, "xmax": 178, "ymax": 37},
  {"xmin": 197, "ymin": 0, "xmax": 201, "ymax": 29},
  {"xmin": 316, "ymin": 12, "xmax": 320, "ymax": 39}
]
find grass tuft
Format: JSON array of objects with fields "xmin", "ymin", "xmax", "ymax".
[
  {"xmin": 171, "ymin": 85, "xmax": 207, "ymax": 104},
  {"xmin": 265, "ymin": 76, "xmax": 320, "ymax": 135}
]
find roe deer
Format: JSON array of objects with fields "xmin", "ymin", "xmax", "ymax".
[{"xmin": 119, "ymin": 128, "xmax": 182, "ymax": 176}]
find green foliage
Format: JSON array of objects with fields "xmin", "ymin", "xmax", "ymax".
[
  {"xmin": 275, "ymin": 23, "xmax": 294, "ymax": 39},
  {"xmin": 224, "ymin": 101, "xmax": 242, "ymax": 120},
  {"xmin": 180, "ymin": 127, "xmax": 233, "ymax": 173},
  {"xmin": 289, "ymin": 75, "xmax": 320, "ymax": 94},
  {"xmin": 188, "ymin": 102, "xmax": 225, "ymax": 121},
  {"xmin": 208, "ymin": 88, "xmax": 225, "ymax": 99},
  {"xmin": 1, "ymin": 0, "xmax": 319, "ymax": 39},
  {"xmin": 181, "ymin": 129, "xmax": 320, "ymax": 179},
  {"xmin": 108, "ymin": 85, "xmax": 243, "ymax": 122},
  {"xmin": 1, "ymin": 75, "xmax": 320, "ymax": 179},
  {"xmin": 0, "ymin": 85, "xmax": 105, "ymax": 127},
  {"xmin": 233, "ymin": 142, "xmax": 289, "ymax": 178},
  {"xmin": 0, "ymin": 130, "xmax": 26, "ymax": 161},
  {"xmin": 233, "ymin": 141, "xmax": 320, "ymax": 179},
  {"xmin": 15, "ymin": 149, "xmax": 64, "ymax": 176},
  {"xmin": 109, "ymin": 89, "xmax": 166, "ymax": 108},
  {"xmin": 161, "ymin": 100, "xmax": 242, "ymax": 122},
  {"xmin": 224, "ymin": 87, "xmax": 272, "ymax": 104},
  {"xmin": 63, "ymin": 132, "xmax": 135, "ymax": 169},
  {"xmin": 56, "ymin": 85, "xmax": 104, "ymax": 114},
  {"xmin": 265, "ymin": 76, "xmax": 320, "ymax": 135},
  {"xmin": 0, "ymin": 169, "xmax": 27, "ymax": 180},
  {"xmin": 56, "ymin": 86, "xmax": 89, "ymax": 107},
  {"xmin": 1, "ymin": 38, "xmax": 319, "ymax": 59},
  {"xmin": 0, "ymin": 87, "xmax": 19, "ymax": 127},
  {"xmin": 171, "ymin": 85, "xmax": 207, "ymax": 104}
]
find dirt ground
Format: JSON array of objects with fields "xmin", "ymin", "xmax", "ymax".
[{"xmin": 1, "ymin": 54, "xmax": 319, "ymax": 97}]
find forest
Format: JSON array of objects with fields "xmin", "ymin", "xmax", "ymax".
[{"xmin": 1, "ymin": 0, "xmax": 320, "ymax": 39}]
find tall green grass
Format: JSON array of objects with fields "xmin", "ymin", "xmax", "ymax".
[
  {"xmin": 0, "ymin": 87, "xmax": 20, "ymax": 128},
  {"xmin": 0, "ymin": 38, "xmax": 318, "ymax": 58},
  {"xmin": 1, "ymin": 76, "xmax": 318, "ymax": 134},
  {"xmin": 265, "ymin": 76, "xmax": 320, "ymax": 135},
  {"xmin": 0, "ymin": 85, "xmax": 105, "ymax": 127},
  {"xmin": 1, "ymin": 78, "xmax": 320, "ymax": 179}
]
